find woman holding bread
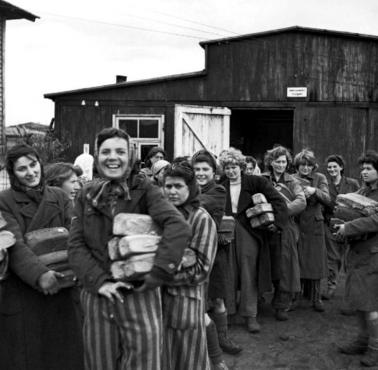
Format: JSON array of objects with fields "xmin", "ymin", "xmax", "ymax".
[
  {"xmin": 0, "ymin": 144, "xmax": 83, "ymax": 370},
  {"xmin": 219, "ymin": 148, "xmax": 288, "ymax": 333},
  {"xmin": 68, "ymin": 128, "xmax": 191, "ymax": 370},
  {"xmin": 162, "ymin": 160, "xmax": 218, "ymax": 370},
  {"xmin": 293, "ymin": 149, "xmax": 331, "ymax": 312},
  {"xmin": 336, "ymin": 150, "xmax": 378, "ymax": 367},
  {"xmin": 262, "ymin": 145, "xmax": 306, "ymax": 321}
]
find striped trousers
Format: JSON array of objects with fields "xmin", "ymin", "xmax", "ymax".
[
  {"xmin": 162, "ymin": 285, "xmax": 210, "ymax": 370},
  {"xmin": 81, "ymin": 289, "xmax": 162, "ymax": 370}
]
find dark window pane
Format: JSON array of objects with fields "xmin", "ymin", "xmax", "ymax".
[
  {"xmin": 139, "ymin": 119, "xmax": 159, "ymax": 138},
  {"xmin": 119, "ymin": 119, "xmax": 138, "ymax": 137},
  {"xmin": 141, "ymin": 144, "xmax": 158, "ymax": 162}
]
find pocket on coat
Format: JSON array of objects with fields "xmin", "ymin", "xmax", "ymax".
[{"xmin": 163, "ymin": 288, "xmax": 202, "ymax": 330}]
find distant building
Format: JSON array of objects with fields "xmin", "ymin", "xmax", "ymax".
[
  {"xmin": 45, "ymin": 26, "xmax": 378, "ymax": 177},
  {"xmin": 0, "ymin": 1, "xmax": 38, "ymax": 157},
  {"xmin": 5, "ymin": 122, "xmax": 49, "ymax": 148}
]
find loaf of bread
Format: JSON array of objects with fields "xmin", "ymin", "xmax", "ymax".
[
  {"xmin": 252, "ymin": 193, "xmax": 267, "ymax": 205},
  {"xmin": 246, "ymin": 203, "xmax": 273, "ymax": 218},
  {"xmin": 250, "ymin": 212, "xmax": 275, "ymax": 228},
  {"xmin": 0, "ymin": 230, "xmax": 16, "ymax": 250},
  {"xmin": 110, "ymin": 253, "xmax": 156, "ymax": 280},
  {"xmin": 113, "ymin": 213, "xmax": 162, "ymax": 236},
  {"xmin": 118, "ymin": 235, "xmax": 161, "ymax": 257},
  {"xmin": 108, "ymin": 237, "xmax": 121, "ymax": 260},
  {"xmin": 336, "ymin": 193, "xmax": 378, "ymax": 217},
  {"xmin": 24, "ymin": 227, "xmax": 69, "ymax": 255}
]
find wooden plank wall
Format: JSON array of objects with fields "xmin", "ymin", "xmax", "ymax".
[{"xmin": 0, "ymin": 18, "xmax": 5, "ymax": 157}]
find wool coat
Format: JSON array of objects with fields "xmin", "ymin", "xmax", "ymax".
[
  {"xmin": 293, "ymin": 172, "xmax": 332, "ymax": 279},
  {"xmin": 0, "ymin": 186, "xmax": 83, "ymax": 370},
  {"xmin": 344, "ymin": 185, "xmax": 378, "ymax": 312}
]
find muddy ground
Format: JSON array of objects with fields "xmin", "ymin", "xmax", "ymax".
[{"xmin": 222, "ymin": 278, "xmax": 376, "ymax": 370}]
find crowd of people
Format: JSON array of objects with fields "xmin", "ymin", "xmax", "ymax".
[{"xmin": 1, "ymin": 126, "xmax": 378, "ymax": 369}]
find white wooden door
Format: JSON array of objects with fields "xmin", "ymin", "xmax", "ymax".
[{"xmin": 174, "ymin": 105, "xmax": 231, "ymax": 158}]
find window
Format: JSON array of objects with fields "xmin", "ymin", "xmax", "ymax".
[{"xmin": 113, "ymin": 115, "xmax": 164, "ymax": 160}]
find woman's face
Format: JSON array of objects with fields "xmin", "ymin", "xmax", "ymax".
[
  {"xmin": 150, "ymin": 152, "xmax": 165, "ymax": 165},
  {"xmin": 245, "ymin": 162, "xmax": 255, "ymax": 176},
  {"xmin": 193, "ymin": 161, "xmax": 214, "ymax": 186},
  {"xmin": 298, "ymin": 162, "xmax": 314, "ymax": 177},
  {"xmin": 97, "ymin": 137, "xmax": 129, "ymax": 180},
  {"xmin": 361, "ymin": 163, "xmax": 378, "ymax": 185},
  {"xmin": 61, "ymin": 173, "xmax": 81, "ymax": 200},
  {"xmin": 224, "ymin": 163, "xmax": 242, "ymax": 181},
  {"xmin": 327, "ymin": 161, "xmax": 343, "ymax": 179},
  {"xmin": 164, "ymin": 176, "xmax": 189, "ymax": 206},
  {"xmin": 272, "ymin": 155, "xmax": 288, "ymax": 175},
  {"xmin": 13, "ymin": 155, "xmax": 41, "ymax": 188}
]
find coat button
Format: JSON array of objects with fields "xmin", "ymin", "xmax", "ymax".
[{"xmin": 168, "ymin": 263, "xmax": 175, "ymax": 270}]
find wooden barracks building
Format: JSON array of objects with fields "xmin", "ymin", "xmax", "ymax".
[{"xmin": 45, "ymin": 26, "xmax": 378, "ymax": 177}]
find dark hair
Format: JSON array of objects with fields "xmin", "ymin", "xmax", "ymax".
[
  {"xmin": 144, "ymin": 146, "xmax": 166, "ymax": 168},
  {"xmin": 95, "ymin": 127, "xmax": 130, "ymax": 153},
  {"xmin": 191, "ymin": 150, "xmax": 217, "ymax": 172},
  {"xmin": 45, "ymin": 162, "xmax": 83, "ymax": 188},
  {"xmin": 326, "ymin": 154, "xmax": 345, "ymax": 174},
  {"xmin": 293, "ymin": 149, "xmax": 318, "ymax": 171},
  {"xmin": 264, "ymin": 146, "xmax": 292, "ymax": 172},
  {"xmin": 358, "ymin": 150, "xmax": 378, "ymax": 172},
  {"xmin": 245, "ymin": 156, "xmax": 257, "ymax": 167}
]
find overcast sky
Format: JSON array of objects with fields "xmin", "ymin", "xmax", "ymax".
[{"xmin": 4, "ymin": 0, "xmax": 378, "ymax": 126}]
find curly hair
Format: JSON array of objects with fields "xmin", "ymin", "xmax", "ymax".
[
  {"xmin": 358, "ymin": 150, "xmax": 378, "ymax": 172},
  {"xmin": 264, "ymin": 146, "xmax": 292, "ymax": 172},
  {"xmin": 293, "ymin": 149, "xmax": 318, "ymax": 171},
  {"xmin": 45, "ymin": 162, "xmax": 83, "ymax": 188},
  {"xmin": 218, "ymin": 148, "xmax": 246, "ymax": 170}
]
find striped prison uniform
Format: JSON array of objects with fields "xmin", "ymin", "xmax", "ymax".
[
  {"xmin": 81, "ymin": 288, "xmax": 162, "ymax": 370},
  {"xmin": 162, "ymin": 206, "xmax": 218, "ymax": 370}
]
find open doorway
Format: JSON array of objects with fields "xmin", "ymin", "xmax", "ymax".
[{"xmin": 230, "ymin": 109, "xmax": 294, "ymax": 170}]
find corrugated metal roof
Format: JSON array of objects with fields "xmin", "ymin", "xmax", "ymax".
[
  {"xmin": 0, "ymin": 0, "xmax": 38, "ymax": 21},
  {"xmin": 5, "ymin": 122, "xmax": 49, "ymax": 137}
]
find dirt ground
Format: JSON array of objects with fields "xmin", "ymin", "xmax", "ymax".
[{"xmin": 222, "ymin": 278, "xmax": 377, "ymax": 370}]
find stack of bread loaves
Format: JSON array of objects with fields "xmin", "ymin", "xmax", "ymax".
[
  {"xmin": 245, "ymin": 193, "xmax": 275, "ymax": 228},
  {"xmin": 334, "ymin": 193, "xmax": 378, "ymax": 222},
  {"xmin": 109, "ymin": 213, "xmax": 196, "ymax": 281}
]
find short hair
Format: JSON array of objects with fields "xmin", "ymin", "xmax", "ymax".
[
  {"xmin": 293, "ymin": 149, "xmax": 318, "ymax": 170},
  {"xmin": 218, "ymin": 148, "xmax": 246, "ymax": 170},
  {"xmin": 264, "ymin": 146, "xmax": 292, "ymax": 171},
  {"xmin": 326, "ymin": 154, "xmax": 345, "ymax": 174},
  {"xmin": 163, "ymin": 161, "xmax": 195, "ymax": 185},
  {"xmin": 191, "ymin": 150, "xmax": 217, "ymax": 172},
  {"xmin": 95, "ymin": 127, "xmax": 130, "ymax": 153},
  {"xmin": 144, "ymin": 146, "xmax": 166, "ymax": 167},
  {"xmin": 358, "ymin": 150, "xmax": 378, "ymax": 172},
  {"xmin": 6, "ymin": 143, "xmax": 42, "ymax": 176},
  {"xmin": 45, "ymin": 162, "xmax": 83, "ymax": 188}
]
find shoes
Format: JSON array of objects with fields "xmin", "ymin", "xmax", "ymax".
[
  {"xmin": 212, "ymin": 360, "xmax": 229, "ymax": 370},
  {"xmin": 338, "ymin": 337, "xmax": 369, "ymax": 355},
  {"xmin": 218, "ymin": 333, "xmax": 243, "ymax": 355},
  {"xmin": 275, "ymin": 309, "xmax": 289, "ymax": 321},
  {"xmin": 322, "ymin": 288, "xmax": 336, "ymax": 301},
  {"xmin": 361, "ymin": 347, "xmax": 378, "ymax": 367},
  {"xmin": 313, "ymin": 300, "xmax": 325, "ymax": 312},
  {"xmin": 246, "ymin": 317, "xmax": 261, "ymax": 333}
]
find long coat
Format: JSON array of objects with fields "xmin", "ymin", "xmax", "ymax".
[
  {"xmin": 344, "ymin": 185, "xmax": 378, "ymax": 312},
  {"xmin": 293, "ymin": 172, "xmax": 332, "ymax": 279},
  {"xmin": 0, "ymin": 187, "xmax": 83, "ymax": 370},
  {"xmin": 222, "ymin": 175, "xmax": 288, "ymax": 305}
]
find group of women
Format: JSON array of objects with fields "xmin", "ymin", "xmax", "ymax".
[{"xmin": 1, "ymin": 127, "xmax": 378, "ymax": 369}]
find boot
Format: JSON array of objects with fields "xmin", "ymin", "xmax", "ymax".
[
  {"xmin": 246, "ymin": 316, "xmax": 261, "ymax": 334},
  {"xmin": 338, "ymin": 335, "xmax": 368, "ymax": 355},
  {"xmin": 210, "ymin": 312, "xmax": 242, "ymax": 355},
  {"xmin": 361, "ymin": 314, "xmax": 378, "ymax": 367},
  {"xmin": 311, "ymin": 280, "xmax": 325, "ymax": 312},
  {"xmin": 206, "ymin": 320, "xmax": 224, "ymax": 366},
  {"xmin": 322, "ymin": 286, "xmax": 336, "ymax": 301}
]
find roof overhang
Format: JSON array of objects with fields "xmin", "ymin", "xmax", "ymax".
[{"xmin": 0, "ymin": 0, "xmax": 38, "ymax": 21}]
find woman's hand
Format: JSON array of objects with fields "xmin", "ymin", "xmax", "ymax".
[
  {"xmin": 38, "ymin": 270, "xmax": 64, "ymax": 295},
  {"xmin": 98, "ymin": 281, "xmax": 133, "ymax": 304},
  {"xmin": 334, "ymin": 223, "xmax": 346, "ymax": 242},
  {"xmin": 303, "ymin": 186, "xmax": 316, "ymax": 198},
  {"xmin": 0, "ymin": 249, "xmax": 6, "ymax": 262}
]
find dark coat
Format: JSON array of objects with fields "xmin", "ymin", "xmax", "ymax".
[
  {"xmin": 222, "ymin": 174, "xmax": 288, "ymax": 293},
  {"xmin": 68, "ymin": 177, "xmax": 192, "ymax": 294},
  {"xmin": 0, "ymin": 186, "xmax": 83, "ymax": 370},
  {"xmin": 293, "ymin": 172, "xmax": 331, "ymax": 279}
]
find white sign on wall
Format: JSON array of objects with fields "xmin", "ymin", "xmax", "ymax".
[{"xmin": 287, "ymin": 87, "xmax": 308, "ymax": 98}]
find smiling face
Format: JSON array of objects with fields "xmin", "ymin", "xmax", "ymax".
[
  {"xmin": 164, "ymin": 176, "xmax": 190, "ymax": 206},
  {"xmin": 224, "ymin": 163, "xmax": 242, "ymax": 182},
  {"xmin": 13, "ymin": 155, "xmax": 42, "ymax": 188},
  {"xmin": 298, "ymin": 161, "xmax": 314, "ymax": 177},
  {"xmin": 361, "ymin": 163, "xmax": 378, "ymax": 185},
  {"xmin": 193, "ymin": 161, "xmax": 214, "ymax": 186},
  {"xmin": 97, "ymin": 137, "xmax": 129, "ymax": 180},
  {"xmin": 272, "ymin": 155, "xmax": 288, "ymax": 176},
  {"xmin": 327, "ymin": 161, "xmax": 343, "ymax": 179},
  {"xmin": 61, "ymin": 173, "xmax": 81, "ymax": 200}
]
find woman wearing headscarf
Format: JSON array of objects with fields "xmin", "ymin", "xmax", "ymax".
[
  {"xmin": 192, "ymin": 150, "xmax": 241, "ymax": 369},
  {"xmin": 336, "ymin": 150, "xmax": 378, "ymax": 367},
  {"xmin": 293, "ymin": 149, "xmax": 331, "ymax": 312},
  {"xmin": 68, "ymin": 128, "xmax": 191, "ymax": 370},
  {"xmin": 219, "ymin": 148, "xmax": 288, "ymax": 333},
  {"xmin": 323, "ymin": 154, "xmax": 359, "ymax": 300},
  {"xmin": 144, "ymin": 146, "xmax": 166, "ymax": 169},
  {"xmin": 262, "ymin": 146, "xmax": 306, "ymax": 321},
  {"xmin": 0, "ymin": 144, "xmax": 83, "ymax": 370},
  {"xmin": 162, "ymin": 161, "xmax": 218, "ymax": 370}
]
